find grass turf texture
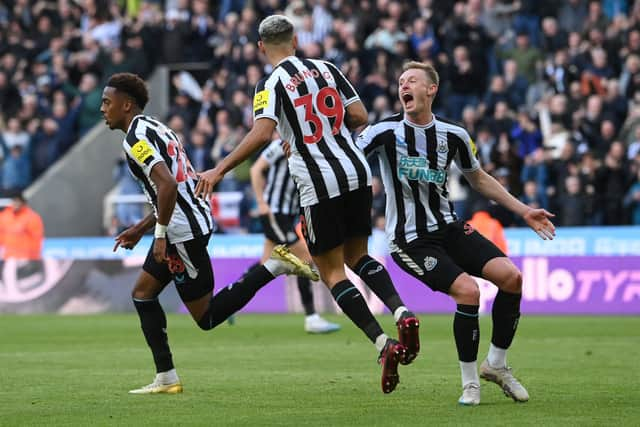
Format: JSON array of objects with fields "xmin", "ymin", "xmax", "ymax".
[{"xmin": 1, "ymin": 314, "xmax": 639, "ymax": 426}]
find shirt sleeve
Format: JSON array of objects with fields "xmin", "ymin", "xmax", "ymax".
[
  {"xmin": 253, "ymin": 77, "xmax": 280, "ymax": 125},
  {"xmin": 452, "ymin": 128, "xmax": 481, "ymax": 172},
  {"xmin": 323, "ymin": 61, "xmax": 360, "ymax": 107},
  {"xmin": 123, "ymin": 126, "xmax": 164, "ymax": 178},
  {"xmin": 356, "ymin": 125, "xmax": 385, "ymax": 157},
  {"xmin": 260, "ymin": 139, "xmax": 284, "ymax": 166}
]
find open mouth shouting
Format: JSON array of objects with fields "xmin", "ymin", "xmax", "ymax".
[{"xmin": 401, "ymin": 92, "xmax": 415, "ymax": 109}]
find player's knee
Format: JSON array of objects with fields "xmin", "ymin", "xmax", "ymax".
[
  {"xmin": 196, "ymin": 315, "xmax": 214, "ymax": 331},
  {"xmin": 451, "ymin": 278, "xmax": 480, "ymax": 305},
  {"xmin": 501, "ymin": 268, "xmax": 523, "ymax": 294},
  {"xmin": 132, "ymin": 288, "xmax": 156, "ymax": 300}
]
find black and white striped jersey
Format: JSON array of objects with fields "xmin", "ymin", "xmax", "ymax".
[
  {"xmin": 357, "ymin": 114, "xmax": 480, "ymax": 246},
  {"xmin": 261, "ymin": 139, "xmax": 299, "ymax": 215},
  {"xmin": 253, "ymin": 55, "xmax": 371, "ymax": 207},
  {"xmin": 122, "ymin": 114, "xmax": 213, "ymax": 243}
]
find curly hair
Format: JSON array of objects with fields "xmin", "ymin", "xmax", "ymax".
[{"xmin": 106, "ymin": 73, "xmax": 149, "ymax": 110}]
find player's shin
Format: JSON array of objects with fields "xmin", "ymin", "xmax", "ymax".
[
  {"xmin": 454, "ymin": 304, "xmax": 480, "ymax": 386},
  {"xmin": 330, "ymin": 280, "xmax": 385, "ymax": 345},
  {"xmin": 197, "ymin": 266, "xmax": 275, "ymax": 330},
  {"xmin": 133, "ymin": 297, "xmax": 174, "ymax": 373},
  {"xmin": 489, "ymin": 290, "xmax": 522, "ymax": 367},
  {"xmin": 353, "ymin": 255, "xmax": 406, "ymax": 315},
  {"xmin": 297, "ymin": 276, "xmax": 315, "ymax": 316}
]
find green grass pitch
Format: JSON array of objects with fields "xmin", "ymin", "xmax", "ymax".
[{"xmin": 1, "ymin": 314, "xmax": 639, "ymax": 426}]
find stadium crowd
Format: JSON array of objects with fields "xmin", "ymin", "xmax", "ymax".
[{"xmin": 2, "ymin": 0, "xmax": 640, "ymax": 230}]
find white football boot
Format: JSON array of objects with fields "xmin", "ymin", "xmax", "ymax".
[
  {"xmin": 458, "ymin": 383, "xmax": 481, "ymax": 406},
  {"xmin": 480, "ymin": 359, "xmax": 529, "ymax": 402},
  {"xmin": 304, "ymin": 314, "xmax": 341, "ymax": 334},
  {"xmin": 129, "ymin": 369, "xmax": 183, "ymax": 394}
]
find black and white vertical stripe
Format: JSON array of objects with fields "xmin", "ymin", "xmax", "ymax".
[
  {"xmin": 357, "ymin": 114, "xmax": 480, "ymax": 246},
  {"xmin": 123, "ymin": 115, "xmax": 213, "ymax": 243},
  {"xmin": 261, "ymin": 139, "xmax": 299, "ymax": 215},
  {"xmin": 253, "ymin": 56, "xmax": 372, "ymax": 207}
]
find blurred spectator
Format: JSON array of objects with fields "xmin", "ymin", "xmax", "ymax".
[
  {"xmin": 558, "ymin": 0, "xmax": 589, "ymax": 33},
  {"xmin": 500, "ymin": 32, "xmax": 542, "ymax": 83},
  {"xmin": 624, "ymin": 167, "xmax": 640, "ymax": 225},
  {"xmin": 448, "ymin": 45, "xmax": 482, "ymax": 120},
  {"xmin": 578, "ymin": 151, "xmax": 603, "ymax": 225},
  {"xmin": 502, "ymin": 60, "xmax": 529, "ymax": 109},
  {"xmin": 2, "ymin": 145, "xmax": 31, "ymax": 194},
  {"xmin": 1, "ymin": 118, "xmax": 30, "ymax": 150},
  {"xmin": 186, "ymin": 129, "xmax": 213, "ymax": 173},
  {"xmin": 597, "ymin": 141, "xmax": 632, "ymax": 224},
  {"xmin": 468, "ymin": 199, "xmax": 508, "ymax": 254},
  {"xmin": 0, "ymin": 192, "xmax": 44, "ymax": 260},
  {"xmin": 558, "ymin": 175, "xmax": 586, "ymax": 226}
]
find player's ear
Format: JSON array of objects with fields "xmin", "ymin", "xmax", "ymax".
[
  {"xmin": 258, "ymin": 40, "xmax": 265, "ymax": 54},
  {"xmin": 292, "ymin": 34, "xmax": 298, "ymax": 50}
]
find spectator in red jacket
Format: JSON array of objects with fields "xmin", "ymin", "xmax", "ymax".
[{"xmin": 0, "ymin": 193, "xmax": 44, "ymax": 260}]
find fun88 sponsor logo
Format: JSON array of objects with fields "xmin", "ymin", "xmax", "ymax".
[{"xmin": 397, "ymin": 156, "xmax": 445, "ymax": 184}]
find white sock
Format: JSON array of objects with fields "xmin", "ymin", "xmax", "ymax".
[
  {"xmin": 156, "ymin": 368, "xmax": 179, "ymax": 384},
  {"xmin": 393, "ymin": 306, "xmax": 408, "ymax": 322},
  {"xmin": 375, "ymin": 334, "xmax": 389, "ymax": 352},
  {"xmin": 263, "ymin": 258, "xmax": 285, "ymax": 276},
  {"xmin": 487, "ymin": 343, "xmax": 507, "ymax": 368},
  {"xmin": 459, "ymin": 361, "xmax": 479, "ymax": 387},
  {"xmin": 305, "ymin": 314, "xmax": 319, "ymax": 322}
]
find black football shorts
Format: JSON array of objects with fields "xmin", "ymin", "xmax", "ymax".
[
  {"xmin": 390, "ymin": 221, "xmax": 505, "ymax": 293},
  {"xmin": 143, "ymin": 233, "xmax": 214, "ymax": 302},
  {"xmin": 299, "ymin": 186, "xmax": 372, "ymax": 256},
  {"xmin": 259, "ymin": 213, "xmax": 299, "ymax": 245}
]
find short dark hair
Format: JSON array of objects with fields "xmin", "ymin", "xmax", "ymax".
[{"xmin": 106, "ymin": 73, "xmax": 149, "ymax": 110}]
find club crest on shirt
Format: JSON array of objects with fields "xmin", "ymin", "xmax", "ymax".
[
  {"xmin": 437, "ymin": 140, "xmax": 448, "ymax": 153},
  {"xmin": 424, "ymin": 256, "xmax": 438, "ymax": 271}
]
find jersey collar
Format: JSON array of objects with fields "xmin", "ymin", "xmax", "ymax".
[
  {"xmin": 126, "ymin": 114, "xmax": 146, "ymax": 134},
  {"xmin": 274, "ymin": 55, "xmax": 297, "ymax": 68},
  {"xmin": 403, "ymin": 113, "xmax": 435, "ymax": 129}
]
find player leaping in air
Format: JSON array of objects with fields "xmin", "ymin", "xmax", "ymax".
[{"xmin": 195, "ymin": 15, "xmax": 419, "ymax": 394}]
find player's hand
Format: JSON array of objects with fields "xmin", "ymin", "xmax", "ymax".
[
  {"xmin": 280, "ymin": 140, "xmax": 292, "ymax": 158},
  {"xmin": 523, "ymin": 208, "xmax": 556, "ymax": 240},
  {"xmin": 195, "ymin": 167, "xmax": 223, "ymax": 199},
  {"xmin": 153, "ymin": 238, "xmax": 168, "ymax": 263},
  {"xmin": 113, "ymin": 226, "xmax": 144, "ymax": 251},
  {"xmin": 257, "ymin": 200, "xmax": 271, "ymax": 216}
]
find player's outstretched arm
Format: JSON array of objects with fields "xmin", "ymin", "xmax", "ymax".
[
  {"xmin": 463, "ymin": 168, "xmax": 556, "ymax": 240},
  {"xmin": 195, "ymin": 118, "xmax": 276, "ymax": 199}
]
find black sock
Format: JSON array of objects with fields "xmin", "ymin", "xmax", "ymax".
[
  {"xmin": 453, "ymin": 304, "xmax": 480, "ymax": 362},
  {"xmin": 241, "ymin": 262, "xmax": 261, "ymax": 279},
  {"xmin": 197, "ymin": 265, "xmax": 275, "ymax": 330},
  {"xmin": 330, "ymin": 280, "xmax": 383, "ymax": 343},
  {"xmin": 133, "ymin": 298, "xmax": 174, "ymax": 373},
  {"xmin": 491, "ymin": 290, "xmax": 521, "ymax": 349},
  {"xmin": 353, "ymin": 255, "xmax": 404, "ymax": 313},
  {"xmin": 297, "ymin": 276, "xmax": 315, "ymax": 315}
]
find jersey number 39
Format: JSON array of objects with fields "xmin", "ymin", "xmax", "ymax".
[{"xmin": 294, "ymin": 87, "xmax": 344, "ymax": 144}]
